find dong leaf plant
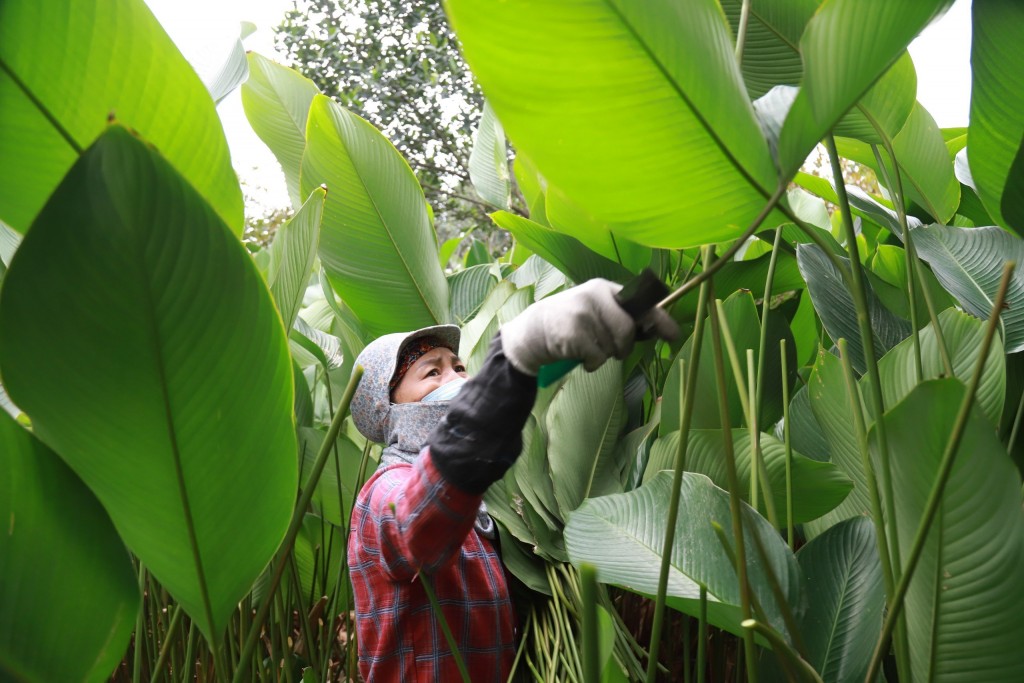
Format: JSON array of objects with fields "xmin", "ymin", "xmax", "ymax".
[{"xmin": 1, "ymin": 0, "xmax": 1024, "ymax": 681}]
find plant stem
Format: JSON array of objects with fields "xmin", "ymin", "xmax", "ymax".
[
  {"xmin": 871, "ymin": 143, "xmax": 953, "ymax": 378},
  {"xmin": 645, "ymin": 247, "xmax": 713, "ymax": 683},
  {"xmin": 133, "ymin": 563, "xmax": 148, "ymax": 683},
  {"xmin": 712, "ymin": 300, "xmax": 778, "ymax": 526},
  {"xmin": 825, "ymin": 134, "xmax": 912, "ymax": 681},
  {"xmin": 823, "ymin": 139, "xmax": 900, "ymax": 530},
  {"xmin": 756, "ymin": 227, "xmax": 785, "ymax": 415},
  {"xmin": 741, "ymin": 621, "xmax": 824, "ymax": 683},
  {"xmin": 748, "ymin": 351, "xmax": 759, "ymax": 510},
  {"xmin": 748, "ymin": 530, "xmax": 806, "ymax": 659},
  {"xmin": 697, "ymin": 586, "xmax": 708, "ymax": 683},
  {"xmin": 747, "ymin": 349, "xmax": 776, "ymax": 523},
  {"xmin": 780, "ymin": 340, "xmax": 794, "ymax": 550},
  {"xmin": 151, "ymin": 605, "xmax": 184, "ymax": 683},
  {"xmin": 863, "ymin": 261, "xmax": 1015, "ymax": 683},
  {"xmin": 658, "ymin": 184, "xmax": 788, "ymax": 311},
  {"xmin": 1007, "ymin": 387, "xmax": 1024, "ymax": 456},
  {"xmin": 875, "ymin": 137, "xmax": 954, "ymax": 375},
  {"xmin": 232, "ymin": 366, "xmax": 364, "ymax": 683},
  {"xmin": 735, "ymin": 0, "xmax": 752, "ymax": 64},
  {"xmin": 708, "ymin": 285, "xmax": 758, "ymax": 683},
  {"xmin": 579, "ymin": 564, "xmax": 600, "ymax": 683},
  {"xmin": 837, "ymin": 339, "xmax": 897, "ymax": 595},
  {"xmin": 869, "ymin": 144, "xmax": 923, "ymax": 382},
  {"xmin": 420, "ymin": 573, "xmax": 472, "ymax": 683}
]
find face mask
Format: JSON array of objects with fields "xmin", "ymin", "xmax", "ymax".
[{"xmin": 421, "ymin": 377, "xmax": 468, "ymax": 402}]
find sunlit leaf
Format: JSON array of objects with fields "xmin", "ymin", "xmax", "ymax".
[
  {"xmin": 0, "ymin": 1, "xmax": 242, "ymax": 233},
  {"xmin": 267, "ymin": 187, "xmax": 326, "ymax": 330},
  {"xmin": 204, "ymin": 21, "xmax": 255, "ymax": 104},
  {"xmin": 447, "ymin": 0, "xmax": 781, "ymax": 248},
  {"xmin": 777, "ymin": 0, "xmax": 954, "ymax": 176},
  {"xmin": 491, "ymin": 211, "xmax": 632, "ymax": 283},
  {"xmin": 301, "ymin": 96, "xmax": 450, "ymax": 336},
  {"xmin": 469, "ymin": 101, "xmax": 511, "ymax": 209},
  {"xmin": 242, "ymin": 52, "xmax": 322, "ymax": 209}
]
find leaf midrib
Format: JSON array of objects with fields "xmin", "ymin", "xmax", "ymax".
[
  {"xmin": 599, "ymin": 0, "xmax": 776, "ymax": 202},
  {"xmin": 580, "ymin": 395, "xmax": 622, "ymax": 507},
  {"xmin": 327, "ymin": 107, "xmax": 444, "ymax": 325},
  {"xmin": 817, "ymin": 551, "xmax": 858, "ymax": 677},
  {"xmin": 127, "ymin": 196, "xmax": 218, "ymax": 638}
]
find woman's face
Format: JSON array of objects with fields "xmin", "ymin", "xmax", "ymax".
[{"xmin": 391, "ymin": 346, "xmax": 469, "ymax": 404}]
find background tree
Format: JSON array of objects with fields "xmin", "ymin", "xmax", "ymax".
[{"xmin": 275, "ymin": 0, "xmax": 496, "ymax": 245}]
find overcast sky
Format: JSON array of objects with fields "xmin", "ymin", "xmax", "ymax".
[{"xmin": 144, "ymin": 0, "xmax": 975, "ymax": 213}]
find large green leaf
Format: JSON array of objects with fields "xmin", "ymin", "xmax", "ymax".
[
  {"xmin": 911, "ymin": 224, "xmax": 1024, "ymax": 353},
  {"xmin": 794, "ymin": 517, "xmax": 884, "ymax": 683},
  {"xmin": 832, "ymin": 53, "xmax": 918, "ymax": 145},
  {"xmin": 777, "ymin": 0, "xmax": 954, "ymax": 176},
  {"xmin": 446, "ymin": 0, "xmax": 781, "ymax": 249},
  {"xmin": 448, "ymin": 264, "xmax": 499, "ymax": 323},
  {"xmin": 546, "ymin": 361, "xmax": 626, "ymax": 517},
  {"xmin": 0, "ymin": 126, "xmax": 297, "ymax": 641},
  {"xmin": 969, "ymin": 1, "xmax": 1024, "ymax": 233},
  {"xmin": 874, "ymin": 380, "xmax": 1024, "ymax": 682},
  {"xmin": 507, "ymin": 254, "xmax": 567, "ymax": 301},
  {"xmin": 204, "ymin": 21, "xmax": 255, "ymax": 105},
  {"xmin": 878, "ymin": 308, "xmax": 1005, "ymax": 425},
  {"xmin": 0, "ymin": 412, "xmax": 138, "ymax": 682},
  {"xmin": 0, "ymin": 0, "xmax": 242, "ymax": 233},
  {"xmin": 544, "ymin": 190, "xmax": 653, "ymax": 271},
  {"xmin": 781, "ymin": 384, "xmax": 831, "ymax": 464},
  {"xmin": 721, "ymin": 0, "xmax": 810, "ymax": 99},
  {"xmin": 804, "ymin": 350, "xmax": 874, "ymax": 539},
  {"xmin": 458, "ymin": 280, "xmax": 515, "ymax": 373},
  {"xmin": 242, "ymin": 53, "xmax": 322, "ymax": 209},
  {"xmin": 835, "ymin": 102, "xmax": 960, "ymax": 224},
  {"xmin": 797, "ymin": 243, "xmax": 912, "ymax": 373},
  {"xmin": 301, "ymin": 95, "xmax": 450, "ymax": 337},
  {"xmin": 490, "ymin": 211, "xmax": 632, "ymax": 283},
  {"xmin": 267, "ymin": 187, "xmax": 326, "ymax": 330},
  {"xmin": 469, "ymin": 101, "xmax": 511, "ymax": 209},
  {"xmin": 565, "ymin": 472, "xmax": 800, "ymax": 638},
  {"xmin": 645, "ymin": 429, "xmax": 852, "ymax": 524},
  {"xmin": 512, "ymin": 415, "xmax": 562, "ymax": 530}
]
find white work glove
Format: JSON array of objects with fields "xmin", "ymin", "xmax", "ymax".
[{"xmin": 500, "ymin": 278, "xmax": 680, "ymax": 376}]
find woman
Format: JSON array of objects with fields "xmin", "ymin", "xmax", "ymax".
[{"xmin": 347, "ymin": 279, "xmax": 678, "ymax": 681}]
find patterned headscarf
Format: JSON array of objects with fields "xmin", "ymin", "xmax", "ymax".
[{"xmin": 388, "ymin": 336, "xmax": 452, "ymax": 395}]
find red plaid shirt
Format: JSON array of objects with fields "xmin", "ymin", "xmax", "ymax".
[{"xmin": 348, "ymin": 447, "xmax": 515, "ymax": 682}]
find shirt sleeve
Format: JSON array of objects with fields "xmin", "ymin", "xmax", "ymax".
[
  {"xmin": 427, "ymin": 332, "xmax": 538, "ymax": 494},
  {"xmin": 355, "ymin": 448, "xmax": 484, "ymax": 581}
]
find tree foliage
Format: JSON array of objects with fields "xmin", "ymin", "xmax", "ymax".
[{"xmin": 275, "ymin": 0, "xmax": 487, "ymax": 238}]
